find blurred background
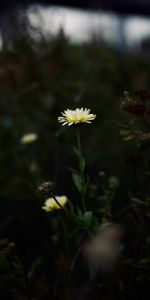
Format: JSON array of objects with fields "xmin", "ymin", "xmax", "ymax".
[{"xmin": 1, "ymin": 1, "xmax": 150, "ymax": 299}]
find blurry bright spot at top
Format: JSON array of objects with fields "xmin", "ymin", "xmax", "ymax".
[{"xmin": 28, "ymin": 5, "xmax": 150, "ymax": 50}]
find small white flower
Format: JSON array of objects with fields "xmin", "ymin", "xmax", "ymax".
[
  {"xmin": 58, "ymin": 108, "xmax": 96, "ymax": 126},
  {"xmin": 42, "ymin": 196, "xmax": 68, "ymax": 212},
  {"xmin": 20, "ymin": 133, "xmax": 38, "ymax": 144}
]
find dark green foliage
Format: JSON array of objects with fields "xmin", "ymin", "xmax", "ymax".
[{"xmin": 0, "ymin": 30, "xmax": 150, "ymax": 299}]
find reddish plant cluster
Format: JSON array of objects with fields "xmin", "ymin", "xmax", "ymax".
[
  {"xmin": 124, "ymin": 103, "xmax": 145, "ymax": 115},
  {"xmin": 122, "ymin": 90, "xmax": 150, "ymax": 116},
  {"xmin": 135, "ymin": 89, "xmax": 150, "ymax": 102},
  {"xmin": 125, "ymin": 154, "xmax": 141, "ymax": 166}
]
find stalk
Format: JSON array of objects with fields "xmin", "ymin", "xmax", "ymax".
[{"xmin": 76, "ymin": 129, "xmax": 86, "ymax": 211}]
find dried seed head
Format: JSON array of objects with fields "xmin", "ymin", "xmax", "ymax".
[{"xmin": 37, "ymin": 181, "xmax": 54, "ymax": 196}]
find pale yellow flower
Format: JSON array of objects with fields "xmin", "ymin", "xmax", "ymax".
[
  {"xmin": 42, "ymin": 196, "xmax": 68, "ymax": 212},
  {"xmin": 20, "ymin": 133, "xmax": 38, "ymax": 144},
  {"xmin": 58, "ymin": 108, "xmax": 96, "ymax": 126}
]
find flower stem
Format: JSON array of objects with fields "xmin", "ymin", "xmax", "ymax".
[
  {"xmin": 76, "ymin": 128, "xmax": 82, "ymax": 158},
  {"xmin": 76, "ymin": 129, "xmax": 86, "ymax": 211}
]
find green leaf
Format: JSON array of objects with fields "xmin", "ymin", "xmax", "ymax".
[
  {"xmin": 73, "ymin": 147, "xmax": 85, "ymax": 172},
  {"xmin": 76, "ymin": 206, "xmax": 83, "ymax": 218},
  {"xmin": 72, "ymin": 173, "xmax": 82, "ymax": 192},
  {"xmin": 80, "ymin": 156, "xmax": 85, "ymax": 173},
  {"xmin": 68, "ymin": 167, "xmax": 79, "ymax": 176},
  {"xmin": 83, "ymin": 211, "xmax": 93, "ymax": 227},
  {"xmin": 73, "ymin": 146, "xmax": 81, "ymax": 157}
]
